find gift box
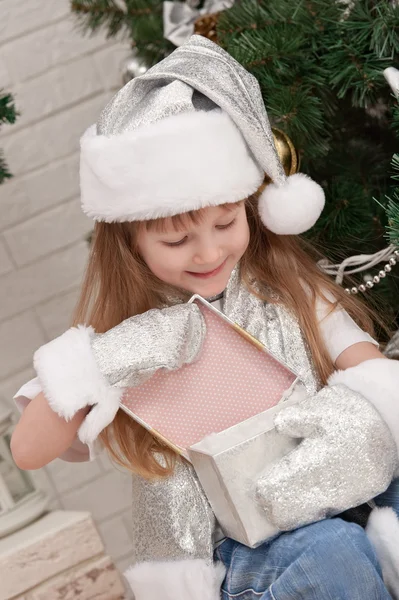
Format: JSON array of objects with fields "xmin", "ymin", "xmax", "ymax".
[
  {"xmin": 188, "ymin": 384, "xmax": 306, "ymax": 547},
  {"xmin": 120, "ymin": 295, "xmax": 307, "ymax": 546}
]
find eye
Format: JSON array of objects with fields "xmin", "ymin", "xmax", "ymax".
[
  {"xmin": 216, "ymin": 219, "xmax": 236, "ymax": 230},
  {"xmin": 163, "ymin": 236, "xmax": 187, "ymax": 247}
]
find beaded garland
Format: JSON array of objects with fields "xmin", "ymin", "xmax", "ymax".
[{"xmin": 344, "ymin": 249, "xmax": 399, "ymax": 295}]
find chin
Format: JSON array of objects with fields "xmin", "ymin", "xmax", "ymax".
[{"xmin": 192, "ymin": 275, "xmax": 231, "ymax": 298}]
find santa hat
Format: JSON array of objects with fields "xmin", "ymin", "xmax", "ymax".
[{"xmin": 80, "ymin": 35, "xmax": 325, "ymax": 235}]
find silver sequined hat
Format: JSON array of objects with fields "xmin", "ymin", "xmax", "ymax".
[{"xmin": 80, "ymin": 35, "xmax": 325, "ymax": 234}]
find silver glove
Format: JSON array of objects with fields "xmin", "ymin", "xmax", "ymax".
[
  {"xmin": 255, "ymin": 384, "xmax": 398, "ymax": 531},
  {"xmin": 91, "ymin": 303, "xmax": 205, "ymax": 387},
  {"xmin": 33, "ymin": 303, "xmax": 205, "ymax": 442}
]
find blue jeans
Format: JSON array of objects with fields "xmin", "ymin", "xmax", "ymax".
[{"xmin": 215, "ymin": 518, "xmax": 391, "ymax": 599}]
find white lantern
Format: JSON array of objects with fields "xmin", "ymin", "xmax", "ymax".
[{"xmin": 0, "ymin": 401, "xmax": 48, "ymax": 537}]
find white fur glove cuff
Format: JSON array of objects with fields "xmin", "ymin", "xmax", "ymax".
[
  {"xmin": 33, "ymin": 324, "xmax": 123, "ymax": 444},
  {"xmin": 329, "ymin": 358, "xmax": 399, "ymax": 460},
  {"xmin": 124, "ymin": 559, "xmax": 225, "ymax": 600}
]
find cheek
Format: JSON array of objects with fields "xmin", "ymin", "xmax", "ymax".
[
  {"xmin": 145, "ymin": 247, "xmax": 187, "ymax": 279},
  {"xmin": 233, "ymin": 220, "xmax": 250, "ymax": 254},
  {"xmin": 138, "ymin": 243, "xmax": 166, "ymax": 278}
]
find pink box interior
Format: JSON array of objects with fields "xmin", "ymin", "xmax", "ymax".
[{"xmin": 121, "ymin": 302, "xmax": 297, "ymax": 452}]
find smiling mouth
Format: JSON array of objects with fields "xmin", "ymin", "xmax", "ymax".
[{"xmin": 186, "ymin": 259, "xmax": 227, "ymax": 279}]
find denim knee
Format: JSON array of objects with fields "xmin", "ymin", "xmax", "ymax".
[
  {"xmin": 217, "ymin": 518, "xmax": 389, "ymax": 600},
  {"xmin": 267, "ymin": 519, "xmax": 388, "ymax": 600},
  {"xmin": 303, "ymin": 517, "xmax": 380, "ymax": 568}
]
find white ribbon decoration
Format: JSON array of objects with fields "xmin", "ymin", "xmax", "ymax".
[
  {"xmin": 163, "ymin": 0, "xmax": 235, "ymax": 47},
  {"xmin": 318, "ymin": 245, "xmax": 396, "ymax": 285},
  {"xmin": 384, "ymin": 67, "xmax": 399, "ymax": 98}
]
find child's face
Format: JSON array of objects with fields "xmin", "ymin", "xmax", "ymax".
[{"xmin": 137, "ymin": 202, "xmax": 250, "ymax": 297}]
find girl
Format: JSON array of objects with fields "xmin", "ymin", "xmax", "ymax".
[{"xmin": 11, "ymin": 36, "xmax": 399, "ymax": 599}]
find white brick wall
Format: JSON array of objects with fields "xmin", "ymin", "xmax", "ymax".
[{"xmin": 0, "ymin": 0, "xmax": 134, "ymax": 585}]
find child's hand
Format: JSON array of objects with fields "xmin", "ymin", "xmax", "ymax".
[{"xmin": 254, "ymin": 386, "xmax": 397, "ymax": 531}]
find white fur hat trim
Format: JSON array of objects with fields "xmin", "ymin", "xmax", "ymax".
[
  {"xmin": 80, "ymin": 109, "xmax": 263, "ymax": 222},
  {"xmin": 258, "ymin": 172, "xmax": 325, "ymax": 235}
]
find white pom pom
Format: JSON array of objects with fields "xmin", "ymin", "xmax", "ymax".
[{"xmin": 258, "ymin": 172, "xmax": 325, "ymax": 235}]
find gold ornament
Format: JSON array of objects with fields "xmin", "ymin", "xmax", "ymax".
[
  {"xmin": 272, "ymin": 128, "xmax": 299, "ymax": 176},
  {"xmin": 260, "ymin": 129, "xmax": 299, "ymax": 190},
  {"xmin": 194, "ymin": 12, "xmax": 219, "ymax": 43}
]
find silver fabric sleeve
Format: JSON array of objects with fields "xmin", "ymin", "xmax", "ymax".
[
  {"xmin": 91, "ymin": 302, "xmax": 206, "ymax": 388},
  {"xmin": 255, "ymin": 384, "xmax": 398, "ymax": 531}
]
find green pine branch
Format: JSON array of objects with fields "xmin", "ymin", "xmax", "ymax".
[
  {"xmin": 0, "ymin": 152, "xmax": 12, "ymax": 184},
  {"xmin": 70, "ymin": 0, "xmax": 174, "ymax": 64},
  {"xmin": 0, "ymin": 92, "xmax": 17, "ymax": 126},
  {"xmin": 0, "ymin": 91, "xmax": 18, "ymax": 184},
  {"xmin": 70, "ymin": 0, "xmax": 129, "ymax": 37},
  {"xmin": 386, "ymin": 154, "xmax": 399, "ymax": 247},
  {"xmin": 342, "ymin": 2, "xmax": 399, "ymax": 57}
]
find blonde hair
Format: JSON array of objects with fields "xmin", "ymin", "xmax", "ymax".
[{"xmin": 72, "ymin": 191, "xmax": 380, "ymax": 479}]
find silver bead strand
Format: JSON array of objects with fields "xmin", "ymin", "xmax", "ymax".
[{"xmin": 344, "ymin": 248, "xmax": 398, "ymax": 294}]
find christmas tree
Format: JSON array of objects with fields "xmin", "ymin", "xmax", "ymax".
[
  {"xmin": 71, "ymin": 0, "xmax": 399, "ymax": 326},
  {"xmin": 0, "ymin": 91, "xmax": 18, "ymax": 184},
  {"xmin": 387, "ymin": 102, "xmax": 399, "ymax": 250}
]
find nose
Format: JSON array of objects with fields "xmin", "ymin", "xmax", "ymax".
[{"xmin": 192, "ymin": 239, "xmax": 223, "ymax": 266}]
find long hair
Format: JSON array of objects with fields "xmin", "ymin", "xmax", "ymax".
[{"xmin": 72, "ymin": 192, "xmax": 380, "ymax": 479}]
